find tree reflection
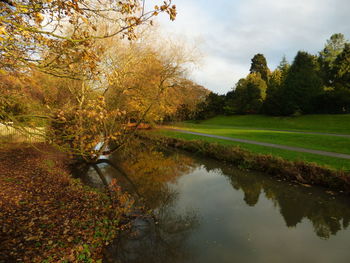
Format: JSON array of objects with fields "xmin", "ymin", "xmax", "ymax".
[
  {"xmin": 90, "ymin": 140, "xmax": 198, "ymax": 263},
  {"xmin": 108, "ymin": 139, "xmax": 196, "ymax": 208},
  {"xmin": 202, "ymin": 160, "xmax": 350, "ymax": 240},
  {"xmin": 104, "ymin": 201, "xmax": 198, "ymax": 263}
]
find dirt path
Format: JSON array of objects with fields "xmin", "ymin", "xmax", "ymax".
[{"xmin": 167, "ymin": 128, "xmax": 350, "ymax": 160}]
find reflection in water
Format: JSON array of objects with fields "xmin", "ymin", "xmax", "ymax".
[
  {"xmin": 76, "ymin": 140, "xmax": 350, "ymax": 262},
  {"xmin": 207, "ymin": 164, "xmax": 350, "ymax": 239},
  {"xmin": 105, "ymin": 203, "xmax": 198, "ymax": 263},
  {"xmin": 104, "ymin": 140, "xmax": 199, "ymax": 263},
  {"xmin": 108, "ymin": 140, "xmax": 196, "ymax": 209}
]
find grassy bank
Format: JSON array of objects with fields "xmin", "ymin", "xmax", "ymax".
[
  {"xmin": 143, "ymin": 132, "xmax": 350, "ymax": 194},
  {"xmin": 165, "ymin": 114, "xmax": 350, "ymax": 168},
  {"xmin": 156, "ymin": 129, "xmax": 350, "ymax": 170},
  {"xmin": 165, "ymin": 125, "xmax": 350, "ymax": 155},
  {"xmin": 0, "ymin": 144, "xmax": 131, "ymax": 262},
  {"xmin": 181, "ymin": 114, "xmax": 350, "ymax": 134}
]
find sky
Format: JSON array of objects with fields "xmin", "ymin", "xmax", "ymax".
[{"xmin": 154, "ymin": 0, "xmax": 350, "ymax": 94}]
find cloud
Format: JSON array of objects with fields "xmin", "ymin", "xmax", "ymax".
[
  {"xmin": 191, "ymin": 55, "xmax": 248, "ymax": 92},
  {"xmin": 155, "ymin": 0, "xmax": 350, "ymax": 94}
]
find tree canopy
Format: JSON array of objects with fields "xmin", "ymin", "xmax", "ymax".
[
  {"xmin": 249, "ymin": 53, "xmax": 270, "ymax": 82},
  {"xmin": 0, "ymin": 0, "xmax": 176, "ymax": 78}
]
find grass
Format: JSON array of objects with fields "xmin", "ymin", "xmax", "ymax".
[
  {"xmin": 164, "ymin": 125, "xmax": 350, "ymax": 155},
  {"xmin": 155, "ymin": 129, "xmax": 350, "ymax": 171},
  {"xmin": 164, "ymin": 114, "xmax": 350, "ymax": 162},
  {"xmin": 179, "ymin": 114, "xmax": 350, "ymax": 134}
]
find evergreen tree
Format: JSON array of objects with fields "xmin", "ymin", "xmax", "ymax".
[
  {"xmin": 281, "ymin": 51, "xmax": 323, "ymax": 115},
  {"xmin": 249, "ymin": 54, "xmax": 270, "ymax": 82},
  {"xmin": 278, "ymin": 55, "xmax": 290, "ymax": 73}
]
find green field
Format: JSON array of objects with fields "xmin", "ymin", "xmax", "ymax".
[
  {"xmin": 157, "ymin": 114, "xmax": 350, "ymax": 171},
  {"xmin": 164, "ymin": 125, "xmax": 350, "ymax": 155},
  {"xmin": 155, "ymin": 129, "xmax": 350, "ymax": 171},
  {"xmin": 180, "ymin": 114, "xmax": 350, "ymax": 134}
]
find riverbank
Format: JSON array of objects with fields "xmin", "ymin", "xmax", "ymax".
[
  {"xmin": 157, "ymin": 129, "xmax": 350, "ymax": 170},
  {"xmin": 166, "ymin": 114, "xmax": 350, "ymax": 170},
  {"xmin": 0, "ymin": 143, "xmax": 131, "ymax": 262},
  {"xmin": 142, "ymin": 132, "xmax": 350, "ymax": 194}
]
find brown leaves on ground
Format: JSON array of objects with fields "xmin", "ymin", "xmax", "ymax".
[{"xmin": 0, "ymin": 143, "xmax": 130, "ymax": 262}]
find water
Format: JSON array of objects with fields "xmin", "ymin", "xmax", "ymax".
[{"xmin": 78, "ymin": 141, "xmax": 350, "ymax": 263}]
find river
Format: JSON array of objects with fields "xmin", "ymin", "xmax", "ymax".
[{"xmin": 77, "ymin": 140, "xmax": 350, "ymax": 263}]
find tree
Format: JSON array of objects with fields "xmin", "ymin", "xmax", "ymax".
[
  {"xmin": 233, "ymin": 73, "xmax": 267, "ymax": 114},
  {"xmin": 319, "ymin": 33, "xmax": 348, "ymax": 85},
  {"xmin": 169, "ymin": 80, "xmax": 209, "ymax": 121},
  {"xmin": 281, "ymin": 51, "xmax": 323, "ymax": 115},
  {"xmin": 320, "ymin": 34, "xmax": 347, "ymax": 68},
  {"xmin": 0, "ymin": 0, "xmax": 177, "ymax": 78},
  {"xmin": 278, "ymin": 55, "xmax": 290, "ymax": 72},
  {"xmin": 102, "ymin": 31, "xmax": 199, "ymax": 124},
  {"xmin": 196, "ymin": 93, "xmax": 225, "ymax": 119},
  {"xmin": 263, "ymin": 69, "xmax": 283, "ymax": 115},
  {"xmin": 223, "ymin": 89, "xmax": 236, "ymax": 115},
  {"xmin": 47, "ymin": 32, "xmax": 200, "ymax": 161},
  {"xmin": 0, "ymin": 74, "xmax": 33, "ymax": 121},
  {"xmin": 0, "ymin": 0, "xmax": 180, "ymax": 163},
  {"xmin": 332, "ymin": 43, "xmax": 350, "ymax": 89},
  {"xmin": 316, "ymin": 43, "xmax": 350, "ymax": 114},
  {"xmin": 263, "ymin": 57, "xmax": 290, "ymax": 115},
  {"xmin": 249, "ymin": 53, "xmax": 270, "ymax": 82},
  {"xmin": 315, "ymin": 87, "xmax": 350, "ymax": 114}
]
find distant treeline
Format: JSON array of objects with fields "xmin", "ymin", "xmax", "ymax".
[{"xmin": 194, "ymin": 33, "xmax": 350, "ymax": 119}]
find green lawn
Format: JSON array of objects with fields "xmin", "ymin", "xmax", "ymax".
[
  {"xmin": 179, "ymin": 114, "xmax": 350, "ymax": 134},
  {"xmin": 155, "ymin": 129, "xmax": 350, "ymax": 171},
  {"xmin": 164, "ymin": 125, "xmax": 350, "ymax": 155}
]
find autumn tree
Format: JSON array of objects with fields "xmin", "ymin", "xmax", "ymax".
[
  {"xmin": 101, "ymin": 31, "xmax": 199, "ymax": 124},
  {"xmin": 44, "ymin": 27, "xmax": 202, "ymax": 160},
  {"xmin": 0, "ymin": 0, "xmax": 179, "ymax": 163},
  {"xmin": 0, "ymin": 74, "xmax": 34, "ymax": 121},
  {"xmin": 0, "ymin": 0, "xmax": 176, "ymax": 78},
  {"xmin": 168, "ymin": 79, "xmax": 209, "ymax": 121}
]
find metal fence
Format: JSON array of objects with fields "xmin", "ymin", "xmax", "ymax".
[{"xmin": 0, "ymin": 124, "xmax": 45, "ymax": 143}]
